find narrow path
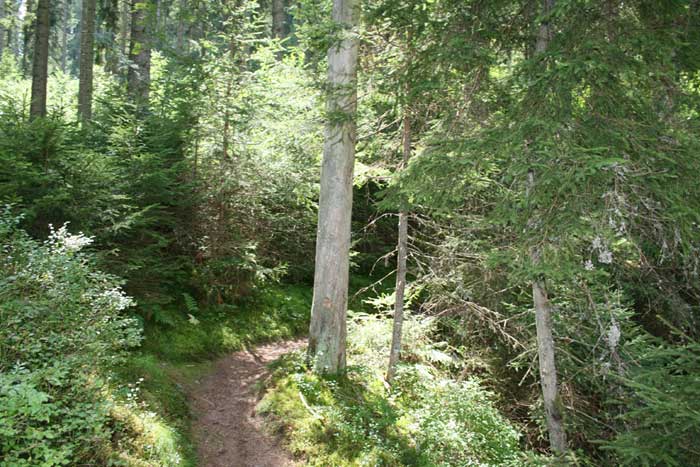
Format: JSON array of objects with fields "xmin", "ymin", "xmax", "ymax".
[{"xmin": 190, "ymin": 340, "xmax": 304, "ymax": 467}]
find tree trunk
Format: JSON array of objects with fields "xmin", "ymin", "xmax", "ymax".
[
  {"xmin": 386, "ymin": 109, "xmax": 411, "ymax": 383},
  {"xmin": 29, "ymin": 0, "xmax": 48, "ymax": 119},
  {"xmin": 22, "ymin": 0, "xmax": 34, "ymax": 75},
  {"xmin": 530, "ymin": 244, "xmax": 568, "ymax": 454},
  {"xmin": 272, "ymin": 0, "xmax": 289, "ymax": 59},
  {"xmin": 59, "ymin": 0, "xmax": 70, "ymax": 73},
  {"xmin": 529, "ymin": 2, "xmax": 567, "ymax": 452},
  {"xmin": 127, "ymin": 0, "xmax": 151, "ymax": 108},
  {"xmin": 308, "ymin": 0, "xmax": 358, "ymax": 375},
  {"xmin": 0, "ymin": 0, "xmax": 6, "ymax": 57},
  {"xmin": 7, "ymin": 0, "xmax": 22, "ymax": 57},
  {"xmin": 119, "ymin": 0, "xmax": 129, "ymax": 58},
  {"xmin": 78, "ymin": 0, "xmax": 96, "ymax": 122},
  {"xmin": 175, "ymin": 0, "xmax": 186, "ymax": 52},
  {"xmin": 271, "ymin": 0, "xmax": 288, "ymax": 39}
]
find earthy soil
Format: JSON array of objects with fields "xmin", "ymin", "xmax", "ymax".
[{"xmin": 190, "ymin": 340, "xmax": 304, "ymax": 467}]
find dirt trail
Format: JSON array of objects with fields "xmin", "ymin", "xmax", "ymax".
[{"xmin": 190, "ymin": 340, "xmax": 304, "ymax": 467}]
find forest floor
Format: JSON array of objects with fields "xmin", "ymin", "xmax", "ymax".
[{"xmin": 189, "ymin": 339, "xmax": 305, "ymax": 467}]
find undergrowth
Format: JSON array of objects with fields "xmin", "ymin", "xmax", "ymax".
[
  {"xmin": 113, "ymin": 283, "xmax": 313, "ymax": 466},
  {"xmin": 0, "ymin": 209, "xmax": 313, "ymax": 466},
  {"xmin": 258, "ymin": 312, "xmax": 549, "ymax": 467}
]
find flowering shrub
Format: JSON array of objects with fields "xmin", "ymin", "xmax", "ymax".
[{"xmin": 0, "ymin": 210, "xmax": 141, "ymax": 465}]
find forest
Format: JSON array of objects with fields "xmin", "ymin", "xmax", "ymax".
[{"xmin": 1, "ymin": 0, "xmax": 699, "ymax": 466}]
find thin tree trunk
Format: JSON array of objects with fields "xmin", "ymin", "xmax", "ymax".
[
  {"xmin": 22, "ymin": 0, "xmax": 34, "ymax": 75},
  {"xmin": 529, "ymin": 0, "xmax": 567, "ymax": 454},
  {"xmin": 29, "ymin": 0, "xmax": 48, "ymax": 119},
  {"xmin": 0, "ymin": 0, "xmax": 6, "ymax": 57},
  {"xmin": 308, "ymin": 0, "xmax": 358, "ymax": 375},
  {"xmin": 272, "ymin": 1, "xmax": 288, "ymax": 37},
  {"xmin": 272, "ymin": 0, "xmax": 289, "ymax": 59},
  {"xmin": 175, "ymin": 0, "xmax": 186, "ymax": 52},
  {"xmin": 386, "ymin": 106, "xmax": 411, "ymax": 383},
  {"xmin": 78, "ymin": 0, "xmax": 96, "ymax": 122},
  {"xmin": 59, "ymin": 0, "xmax": 69, "ymax": 73},
  {"xmin": 127, "ymin": 0, "xmax": 151, "ymax": 108},
  {"xmin": 11, "ymin": 0, "xmax": 22, "ymax": 57},
  {"xmin": 119, "ymin": 0, "xmax": 129, "ymax": 58}
]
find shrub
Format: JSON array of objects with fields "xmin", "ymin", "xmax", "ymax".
[
  {"xmin": 258, "ymin": 313, "xmax": 545, "ymax": 467},
  {"xmin": 603, "ymin": 339, "xmax": 700, "ymax": 466},
  {"xmin": 0, "ymin": 210, "xmax": 141, "ymax": 465}
]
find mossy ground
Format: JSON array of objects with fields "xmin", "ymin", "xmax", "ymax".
[
  {"xmin": 110, "ymin": 283, "xmax": 312, "ymax": 466},
  {"xmin": 257, "ymin": 313, "xmax": 550, "ymax": 467}
]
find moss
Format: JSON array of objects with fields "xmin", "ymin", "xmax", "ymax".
[
  {"xmin": 108, "ymin": 283, "xmax": 312, "ymax": 466},
  {"xmin": 257, "ymin": 315, "xmax": 549, "ymax": 467}
]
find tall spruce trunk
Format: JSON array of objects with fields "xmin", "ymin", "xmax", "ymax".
[
  {"xmin": 530, "ymin": 0, "xmax": 567, "ymax": 455},
  {"xmin": 0, "ymin": 0, "xmax": 6, "ymax": 57},
  {"xmin": 22, "ymin": 0, "xmax": 34, "ymax": 75},
  {"xmin": 119, "ymin": 0, "xmax": 129, "ymax": 59},
  {"xmin": 59, "ymin": 0, "xmax": 70, "ymax": 73},
  {"xmin": 308, "ymin": 0, "xmax": 358, "ymax": 375},
  {"xmin": 78, "ymin": 0, "xmax": 96, "ymax": 122},
  {"xmin": 272, "ymin": 0, "xmax": 289, "ymax": 59},
  {"xmin": 271, "ymin": 0, "xmax": 288, "ymax": 39},
  {"xmin": 29, "ymin": 0, "xmax": 48, "ymax": 119},
  {"xmin": 127, "ymin": 0, "xmax": 151, "ymax": 108},
  {"xmin": 386, "ymin": 109, "xmax": 411, "ymax": 383},
  {"xmin": 175, "ymin": 0, "xmax": 186, "ymax": 52}
]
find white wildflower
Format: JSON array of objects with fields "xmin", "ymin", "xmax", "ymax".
[
  {"xmin": 607, "ymin": 322, "xmax": 621, "ymax": 351},
  {"xmin": 598, "ymin": 250, "xmax": 613, "ymax": 264},
  {"xmin": 48, "ymin": 223, "xmax": 94, "ymax": 253},
  {"xmin": 584, "ymin": 260, "xmax": 594, "ymax": 271},
  {"xmin": 100, "ymin": 287, "xmax": 135, "ymax": 311}
]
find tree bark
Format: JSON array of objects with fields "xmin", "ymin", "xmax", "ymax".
[
  {"xmin": 308, "ymin": 0, "xmax": 358, "ymax": 375},
  {"xmin": 0, "ymin": 0, "xmax": 6, "ymax": 57},
  {"xmin": 119, "ymin": 0, "xmax": 130, "ymax": 58},
  {"xmin": 530, "ymin": 241, "xmax": 568, "ymax": 454},
  {"xmin": 127, "ymin": 0, "xmax": 151, "ymax": 108},
  {"xmin": 529, "ymin": 1, "xmax": 567, "ymax": 454},
  {"xmin": 22, "ymin": 0, "xmax": 34, "ymax": 75},
  {"xmin": 78, "ymin": 0, "xmax": 96, "ymax": 122},
  {"xmin": 175, "ymin": 0, "xmax": 186, "ymax": 52},
  {"xmin": 271, "ymin": 0, "xmax": 288, "ymax": 39},
  {"xmin": 272, "ymin": 0, "xmax": 289, "ymax": 59},
  {"xmin": 29, "ymin": 0, "xmax": 48, "ymax": 119},
  {"xmin": 59, "ymin": 0, "xmax": 70, "ymax": 73},
  {"xmin": 386, "ymin": 108, "xmax": 411, "ymax": 383}
]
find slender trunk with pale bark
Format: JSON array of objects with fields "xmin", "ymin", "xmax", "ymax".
[
  {"xmin": 529, "ymin": 0, "xmax": 567, "ymax": 454},
  {"xmin": 0, "ymin": 0, "xmax": 6, "ymax": 57},
  {"xmin": 29, "ymin": 0, "xmax": 48, "ymax": 119},
  {"xmin": 119, "ymin": 0, "xmax": 129, "ymax": 58},
  {"xmin": 386, "ymin": 109, "xmax": 411, "ymax": 383},
  {"xmin": 78, "ymin": 0, "xmax": 96, "ymax": 122},
  {"xmin": 175, "ymin": 0, "xmax": 186, "ymax": 52},
  {"xmin": 59, "ymin": 0, "xmax": 70, "ymax": 73},
  {"xmin": 308, "ymin": 0, "xmax": 358, "ymax": 375},
  {"xmin": 22, "ymin": 0, "xmax": 34, "ymax": 75},
  {"xmin": 127, "ymin": 0, "xmax": 151, "ymax": 108}
]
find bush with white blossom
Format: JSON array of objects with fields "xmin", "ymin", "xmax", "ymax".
[{"xmin": 0, "ymin": 210, "xmax": 142, "ymax": 465}]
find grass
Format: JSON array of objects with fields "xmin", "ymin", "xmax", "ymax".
[{"xmin": 257, "ymin": 312, "xmax": 550, "ymax": 467}]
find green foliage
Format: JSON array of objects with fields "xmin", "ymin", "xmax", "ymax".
[
  {"xmin": 603, "ymin": 339, "xmax": 700, "ymax": 466},
  {"xmin": 142, "ymin": 284, "xmax": 312, "ymax": 362},
  {"xmin": 0, "ymin": 211, "xmax": 142, "ymax": 465},
  {"xmin": 259, "ymin": 313, "xmax": 545, "ymax": 466}
]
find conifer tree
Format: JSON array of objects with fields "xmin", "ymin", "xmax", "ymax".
[
  {"xmin": 308, "ymin": 0, "xmax": 358, "ymax": 374},
  {"xmin": 78, "ymin": 0, "xmax": 96, "ymax": 122},
  {"xmin": 29, "ymin": 0, "xmax": 49, "ymax": 119}
]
